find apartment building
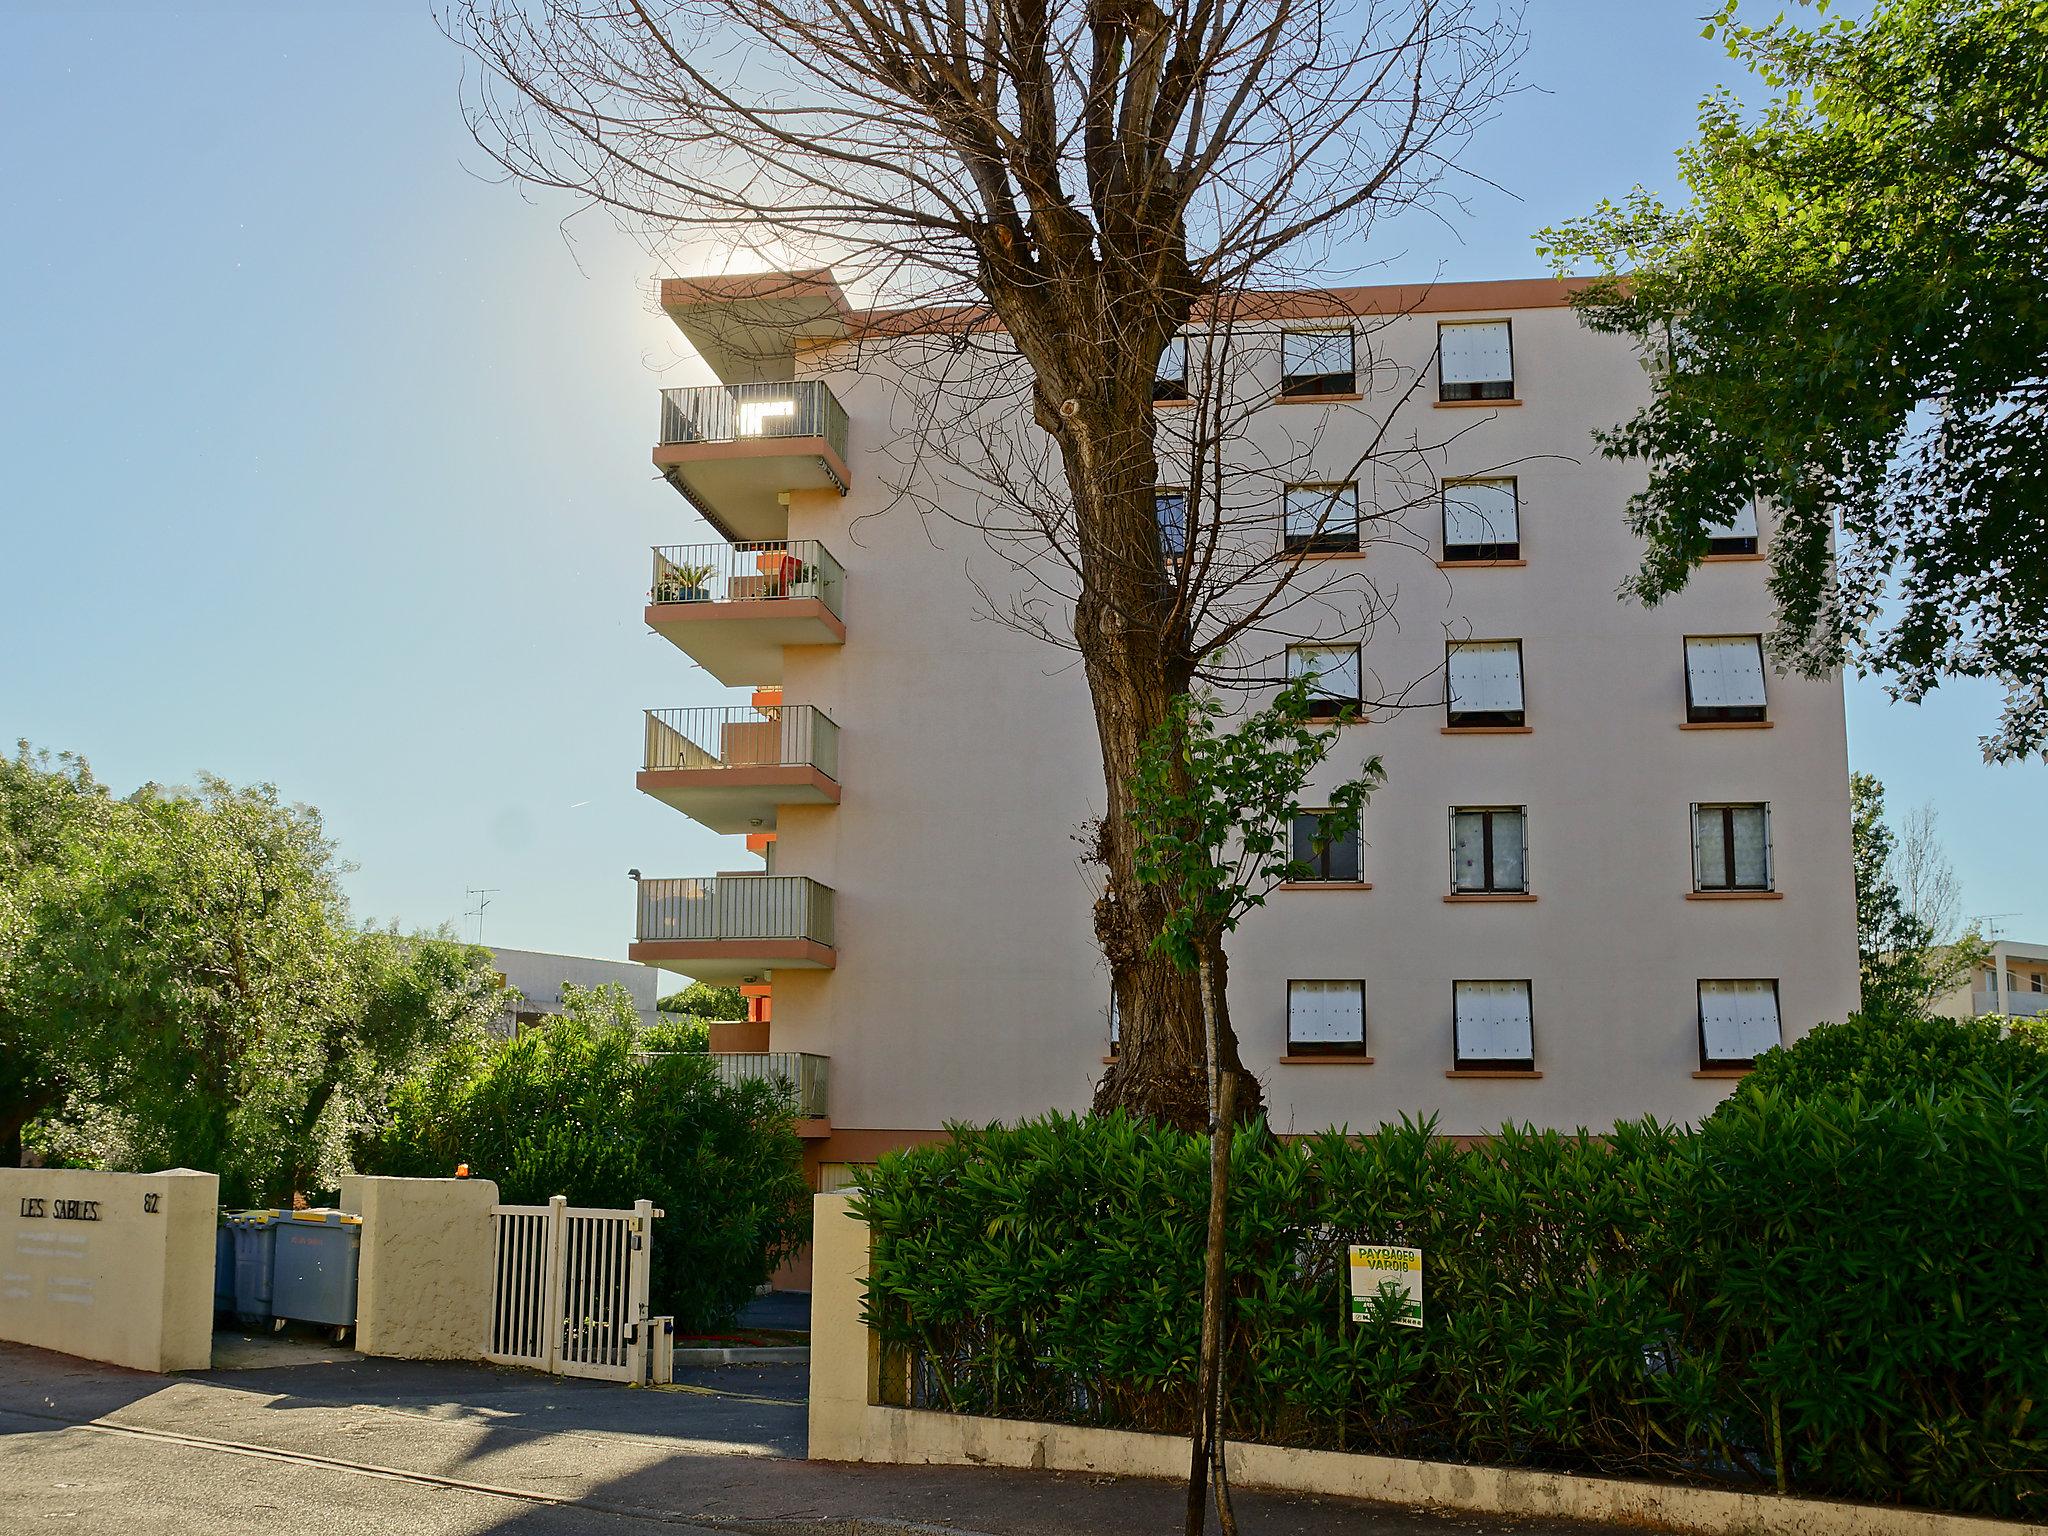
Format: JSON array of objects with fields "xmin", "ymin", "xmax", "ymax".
[
  {"xmin": 1931, "ymin": 938, "xmax": 2048, "ymax": 1023},
  {"xmin": 626, "ymin": 271, "xmax": 1861, "ymax": 1194}
]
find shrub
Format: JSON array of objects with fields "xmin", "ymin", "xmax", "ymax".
[
  {"xmin": 1735, "ymin": 1009, "xmax": 2048, "ymax": 1106},
  {"xmin": 857, "ymin": 1094, "xmax": 2048, "ymax": 1517},
  {"xmin": 365, "ymin": 1012, "xmax": 808, "ymax": 1330}
]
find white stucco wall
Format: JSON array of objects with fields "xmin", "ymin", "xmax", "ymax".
[{"xmin": 488, "ymin": 946, "xmax": 663, "ymax": 1030}]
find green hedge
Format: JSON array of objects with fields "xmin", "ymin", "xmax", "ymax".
[
  {"xmin": 857, "ymin": 1085, "xmax": 2047, "ymax": 1516},
  {"xmin": 363, "ymin": 1014, "xmax": 809, "ymax": 1331}
]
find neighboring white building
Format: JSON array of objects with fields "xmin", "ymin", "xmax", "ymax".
[
  {"xmin": 488, "ymin": 946, "xmax": 663, "ymax": 1033},
  {"xmin": 1932, "ymin": 939, "xmax": 2048, "ymax": 1023}
]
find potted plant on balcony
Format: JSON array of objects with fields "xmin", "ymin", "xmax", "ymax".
[{"xmin": 654, "ymin": 563, "xmax": 716, "ymax": 604}]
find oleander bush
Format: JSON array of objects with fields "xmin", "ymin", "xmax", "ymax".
[
  {"xmin": 1730, "ymin": 1007, "xmax": 2048, "ymax": 1106},
  {"xmin": 856, "ymin": 1043, "xmax": 2048, "ymax": 1517}
]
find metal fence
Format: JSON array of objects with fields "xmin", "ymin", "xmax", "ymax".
[
  {"xmin": 635, "ymin": 875, "xmax": 836, "ymax": 948},
  {"xmin": 643, "ymin": 705, "xmax": 839, "ymax": 782},
  {"xmin": 658, "ymin": 380, "xmax": 850, "ymax": 465},
  {"xmin": 650, "ymin": 540, "xmax": 846, "ymax": 618}
]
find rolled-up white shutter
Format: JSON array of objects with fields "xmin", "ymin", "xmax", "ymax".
[
  {"xmin": 1685, "ymin": 636, "xmax": 1767, "ymax": 709},
  {"xmin": 1289, "ymin": 981, "xmax": 1364, "ymax": 1047},
  {"xmin": 1454, "ymin": 981, "xmax": 1533, "ymax": 1061},
  {"xmin": 1443, "ymin": 480, "xmax": 1518, "ymax": 549},
  {"xmin": 1448, "ymin": 641, "xmax": 1523, "ymax": 715},
  {"xmin": 1706, "ymin": 502, "xmax": 1759, "ymax": 540},
  {"xmin": 1290, "ymin": 644, "xmax": 1360, "ymax": 700},
  {"xmin": 1699, "ymin": 980, "xmax": 1781, "ymax": 1064},
  {"xmin": 1439, "ymin": 322, "xmax": 1513, "ymax": 387}
]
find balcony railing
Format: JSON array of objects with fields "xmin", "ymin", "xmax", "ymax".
[
  {"xmin": 644, "ymin": 705, "xmax": 840, "ymax": 782},
  {"xmin": 651, "ymin": 540, "xmax": 845, "ymax": 619},
  {"xmin": 709, "ymin": 1052, "xmax": 829, "ymax": 1117},
  {"xmin": 1974, "ymin": 991, "xmax": 2048, "ymax": 1019},
  {"xmin": 658, "ymin": 381, "xmax": 849, "ymax": 466},
  {"xmin": 635, "ymin": 875, "xmax": 835, "ymax": 948}
]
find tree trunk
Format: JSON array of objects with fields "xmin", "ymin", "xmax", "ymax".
[{"xmin": 1186, "ymin": 951, "xmax": 1238, "ymax": 1536}]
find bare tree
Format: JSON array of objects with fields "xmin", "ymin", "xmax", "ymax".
[
  {"xmin": 445, "ymin": 0, "xmax": 1524, "ymax": 1130},
  {"xmin": 1888, "ymin": 799, "xmax": 1984, "ymax": 1002}
]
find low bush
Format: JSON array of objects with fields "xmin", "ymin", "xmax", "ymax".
[
  {"xmin": 857, "ymin": 1080, "xmax": 2048, "ymax": 1517},
  {"xmin": 1734, "ymin": 1007, "xmax": 2048, "ymax": 1106},
  {"xmin": 364, "ymin": 1008, "xmax": 808, "ymax": 1330}
]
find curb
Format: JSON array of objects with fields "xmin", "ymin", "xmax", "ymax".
[{"xmin": 672, "ymin": 1346, "xmax": 810, "ymax": 1366}]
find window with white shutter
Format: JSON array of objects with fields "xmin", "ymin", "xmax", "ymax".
[
  {"xmin": 1453, "ymin": 980, "xmax": 1534, "ymax": 1070},
  {"xmin": 1288, "ymin": 644, "xmax": 1362, "ymax": 719},
  {"xmin": 1442, "ymin": 479, "xmax": 1520, "ymax": 561},
  {"xmin": 1684, "ymin": 636, "xmax": 1769, "ymax": 723},
  {"xmin": 1288, "ymin": 979, "xmax": 1366, "ymax": 1055},
  {"xmin": 1283, "ymin": 483, "xmax": 1360, "ymax": 553},
  {"xmin": 1155, "ymin": 336, "xmax": 1189, "ymax": 402},
  {"xmin": 1451, "ymin": 807, "xmax": 1528, "ymax": 893},
  {"xmin": 1438, "ymin": 321, "xmax": 1514, "ymax": 401},
  {"xmin": 1692, "ymin": 803, "xmax": 1772, "ymax": 891},
  {"xmin": 1698, "ymin": 979, "xmax": 1781, "ymax": 1068},
  {"xmin": 1281, "ymin": 329, "xmax": 1356, "ymax": 398},
  {"xmin": 1705, "ymin": 501, "xmax": 1760, "ymax": 556},
  {"xmin": 1291, "ymin": 812, "xmax": 1362, "ymax": 883},
  {"xmin": 1446, "ymin": 640, "xmax": 1525, "ymax": 727}
]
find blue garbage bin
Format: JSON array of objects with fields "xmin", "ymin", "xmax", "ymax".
[
  {"xmin": 213, "ymin": 1225, "xmax": 235, "ymax": 1319},
  {"xmin": 271, "ymin": 1210, "xmax": 362, "ymax": 1331},
  {"xmin": 226, "ymin": 1210, "xmax": 283, "ymax": 1326}
]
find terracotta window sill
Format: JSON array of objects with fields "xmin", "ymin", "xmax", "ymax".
[
  {"xmin": 1700, "ymin": 552, "xmax": 1765, "ymax": 564},
  {"xmin": 1693, "ymin": 1068, "xmax": 1752, "ymax": 1079},
  {"xmin": 1434, "ymin": 398, "xmax": 1522, "ymax": 409},
  {"xmin": 1294, "ymin": 549, "xmax": 1367, "ymax": 561},
  {"xmin": 1441, "ymin": 725, "xmax": 1533, "ymax": 735},
  {"xmin": 1437, "ymin": 558, "xmax": 1527, "ymax": 569},
  {"xmin": 1680, "ymin": 720, "xmax": 1773, "ymax": 731},
  {"xmin": 1273, "ymin": 391, "xmax": 1364, "ymax": 405},
  {"xmin": 1280, "ymin": 1054, "xmax": 1375, "ymax": 1065},
  {"xmin": 1444, "ymin": 892, "xmax": 1536, "ymax": 903},
  {"xmin": 1687, "ymin": 890, "xmax": 1783, "ymax": 901},
  {"xmin": 1445, "ymin": 1068, "xmax": 1543, "ymax": 1079},
  {"xmin": 1278, "ymin": 881, "xmax": 1373, "ymax": 892},
  {"xmin": 1151, "ymin": 396, "xmax": 1194, "ymax": 409}
]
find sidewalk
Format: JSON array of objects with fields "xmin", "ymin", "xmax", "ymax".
[{"xmin": 0, "ymin": 1337, "xmax": 1603, "ymax": 1535}]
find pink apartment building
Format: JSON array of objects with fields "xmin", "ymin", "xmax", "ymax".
[{"xmin": 627, "ymin": 272, "xmax": 1862, "ymax": 1203}]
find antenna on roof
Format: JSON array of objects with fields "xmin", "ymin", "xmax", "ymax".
[{"xmin": 465, "ymin": 887, "xmax": 500, "ymax": 946}]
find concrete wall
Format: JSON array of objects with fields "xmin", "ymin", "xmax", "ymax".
[
  {"xmin": 489, "ymin": 946, "xmax": 663, "ymax": 1031},
  {"xmin": 807, "ymin": 1194, "xmax": 2008, "ymax": 1536},
  {"xmin": 0, "ymin": 1167, "xmax": 216, "ymax": 1373},
  {"xmin": 759, "ymin": 287, "xmax": 1860, "ymax": 1148},
  {"xmin": 339, "ymin": 1175, "xmax": 498, "ymax": 1361}
]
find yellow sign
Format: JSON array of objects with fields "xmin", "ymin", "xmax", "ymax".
[{"xmin": 1347, "ymin": 1244, "xmax": 1423, "ymax": 1327}]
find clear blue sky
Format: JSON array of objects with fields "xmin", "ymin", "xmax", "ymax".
[{"xmin": 2, "ymin": 1, "xmax": 2040, "ymax": 961}]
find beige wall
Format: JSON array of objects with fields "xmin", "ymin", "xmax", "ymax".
[
  {"xmin": 0, "ymin": 1167, "xmax": 216, "ymax": 1373},
  {"xmin": 340, "ymin": 1175, "xmax": 499, "ymax": 1361},
  {"xmin": 748, "ymin": 294, "xmax": 1861, "ymax": 1143}
]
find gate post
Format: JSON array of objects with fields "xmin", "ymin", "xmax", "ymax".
[
  {"xmin": 543, "ymin": 1195, "xmax": 568, "ymax": 1373},
  {"xmin": 626, "ymin": 1198, "xmax": 658, "ymax": 1384}
]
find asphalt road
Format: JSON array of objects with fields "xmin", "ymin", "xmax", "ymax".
[{"xmin": 0, "ymin": 1335, "xmax": 1611, "ymax": 1536}]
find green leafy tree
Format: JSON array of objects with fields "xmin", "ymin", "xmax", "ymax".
[
  {"xmin": 1128, "ymin": 673, "xmax": 1382, "ymax": 1536},
  {"xmin": 1850, "ymin": 772, "xmax": 1984, "ymax": 1017},
  {"xmin": 659, "ymin": 980, "xmax": 745, "ymax": 1021},
  {"xmin": 1542, "ymin": 0, "xmax": 2048, "ymax": 759}
]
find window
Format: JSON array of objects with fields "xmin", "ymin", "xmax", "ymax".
[
  {"xmin": 1698, "ymin": 979, "xmax": 1781, "ymax": 1069},
  {"xmin": 1446, "ymin": 640, "xmax": 1524, "ymax": 727},
  {"xmin": 1156, "ymin": 490, "xmax": 1188, "ymax": 559},
  {"xmin": 1288, "ymin": 979, "xmax": 1366, "ymax": 1055},
  {"xmin": 1288, "ymin": 643, "xmax": 1361, "ymax": 720},
  {"xmin": 1283, "ymin": 483, "xmax": 1360, "ymax": 554},
  {"xmin": 1155, "ymin": 335, "xmax": 1189, "ymax": 402},
  {"xmin": 1291, "ymin": 812, "xmax": 1361, "ymax": 883},
  {"xmin": 1438, "ymin": 320, "xmax": 1514, "ymax": 401},
  {"xmin": 1684, "ymin": 635, "xmax": 1769, "ymax": 723},
  {"xmin": 1442, "ymin": 479, "xmax": 1519, "ymax": 561},
  {"xmin": 1452, "ymin": 807, "xmax": 1527, "ymax": 893},
  {"xmin": 1705, "ymin": 501, "xmax": 1759, "ymax": 556},
  {"xmin": 1692, "ymin": 803, "xmax": 1772, "ymax": 891},
  {"xmin": 1280, "ymin": 328, "xmax": 1355, "ymax": 398},
  {"xmin": 1453, "ymin": 980, "xmax": 1534, "ymax": 1071}
]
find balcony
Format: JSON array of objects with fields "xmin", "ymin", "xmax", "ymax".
[
  {"xmin": 639, "ymin": 705, "xmax": 841, "ymax": 834},
  {"xmin": 1974, "ymin": 991, "xmax": 2048, "ymax": 1019},
  {"xmin": 654, "ymin": 381, "xmax": 851, "ymax": 542},
  {"xmin": 708, "ymin": 1051, "xmax": 830, "ymax": 1119},
  {"xmin": 629, "ymin": 874, "xmax": 836, "ymax": 980},
  {"xmin": 645, "ymin": 541, "xmax": 846, "ymax": 687}
]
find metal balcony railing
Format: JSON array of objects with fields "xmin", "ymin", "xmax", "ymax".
[
  {"xmin": 650, "ymin": 540, "xmax": 846, "ymax": 619},
  {"xmin": 1975, "ymin": 991, "xmax": 2048, "ymax": 1019},
  {"xmin": 658, "ymin": 381, "xmax": 849, "ymax": 466},
  {"xmin": 635, "ymin": 875, "xmax": 835, "ymax": 948},
  {"xmin": 708, "ymin": 1052, "xmax": 829, "ymax": 1117},
  {"xmin": 643, "ymin": 705, "xmax": 840, "ymax": 782}
]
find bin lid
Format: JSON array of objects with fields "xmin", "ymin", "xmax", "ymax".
[
  {"xmin": 226, "ymin": 1209, "xmax": 284, "ymax": 1226},
  {"xmin": 286, "ymin": 1209, "xmax": 362, "ymax": 1226}
]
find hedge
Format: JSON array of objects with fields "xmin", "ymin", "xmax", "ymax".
[{"xmin": 856, "ymin": 1082, "xmax": 2047, "ymax": 1517}]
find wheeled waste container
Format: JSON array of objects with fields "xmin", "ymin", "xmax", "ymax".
[
  {"xmin": 213, "ymin": 1225, "xmax": 235, "ymax": 1319},
  {"xmin": 225, "ymin": 1210, "xmax": 284, "ymax": 1325},
  {"xmin": 270, "ymin": 1209, "xmax": 362, "ymax": 1331}
]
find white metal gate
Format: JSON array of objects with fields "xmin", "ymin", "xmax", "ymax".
[{"xmin": 486, "ymin": 1195, "xmax": 661, "ymax": 1382}]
